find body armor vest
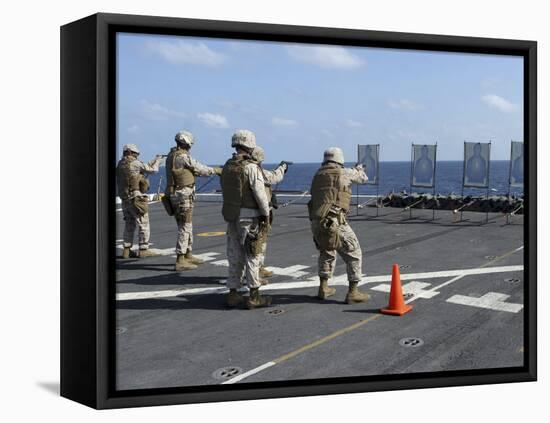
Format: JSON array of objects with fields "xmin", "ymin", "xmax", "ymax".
[
  {"xmin": 166, "ymin": 147, "xmax": 195, "ymax": 191},
  {"xmin": 220, "ymin": 155, "xmax": 259, "ymax": 222},
  {"xmin": 116, "ymin": 156, "xmax": 142, "ymax": 200},
  {"xmin": 309, "ymin": 163, "xmax": 352, "ymax": 220}
]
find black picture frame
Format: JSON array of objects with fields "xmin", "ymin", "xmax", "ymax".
[{"xmin": 60, "ymin": 12, "xmax": 537, "ymax": 409}]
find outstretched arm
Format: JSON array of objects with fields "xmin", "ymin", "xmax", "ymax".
[
  {"xmin": 263, "ymin": 164, "xmax": 286, "ymax": 185},
  {"xmin": 177, "ymin": 154, "xmax": 220, "ymax": 176},
  {"xmin": 343, "ymin": 164, "xmax": 368, "ymax": 185},
  {"xmin": 139, "ymin": 155, "xmax": 162, "ymax": 174}
]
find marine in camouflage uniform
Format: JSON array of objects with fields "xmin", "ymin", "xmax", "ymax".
[
  {"xmin": 250, "ymin": 146, "xmax": 289, "ymax": 280},
  {"xmin": 116, "ymin": 143, "xmax": 162, "ymax": 258},
  {"xmin": 165, "ymin": 130, "xmax": 222, "ymax": 271},
  {"xmin": 308, "ymin": 147, "xmax": 370, "ymax": 303},
  {"xmin": 220, "ymin": 130, "xmax": 272, "ymax": 309}
]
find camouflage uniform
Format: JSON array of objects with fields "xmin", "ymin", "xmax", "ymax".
[
  {"xmin": 224, "ymin": 157, "xmax": 271, "ymax": 290},
  {"xmin": 309, "ymin": 147, "xmax": 370, "ymax": 303},
  {"xmin": 311, "ymin": 166, "xmax": 368, "ymax": 282},
  {"xmin": 169, "ymin": 152, "xmax": 218, "ymax": 256},
  {"xmin": 117, "ymin": 155, "xmax": 161, "ymax": 251}
]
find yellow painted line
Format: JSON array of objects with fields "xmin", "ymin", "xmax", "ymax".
[
  {"xmin": 273, "ymin": 314, "xmax": 382, "ymax": 364},
  {"xmin": 223, "ymin": 245, "xmax": 525, "ymax": 384},
  {"xmin": 482, "ymin": 245, "xmax": 523, "ymax": 268},
  {"xmin": 197, "ymin": 231, "xmax": 226, "ymax": 237}
]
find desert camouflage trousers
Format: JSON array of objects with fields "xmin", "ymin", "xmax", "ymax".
[
  {"xmin": 311, "ymin": 219, "xmax": 363, "ymax": 282},
  {"xmin": 226, "ymin": 217, "xmax": 264, "ymax": 290},
  {"xmin": 121, "ymin": 199, "xmax": 150, "ymax": 250},
  {"xmin": 170, "ymin": 192, "xmax": 194, "ymax": 255}
]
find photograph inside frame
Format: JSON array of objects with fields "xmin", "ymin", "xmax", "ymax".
[{"xmin": 114, "ymin": 32, "xmax": 525, "ymax": 391}]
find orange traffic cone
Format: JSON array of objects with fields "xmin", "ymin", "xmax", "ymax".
[{"xmin": 381, "ymin": 264, "xmax": 413, "ymax": 316}]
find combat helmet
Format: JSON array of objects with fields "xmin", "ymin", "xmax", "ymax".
[
  {"xmin": 175, "ymin": 130, "xmax": 195, "ymax": 147},
  {"xmin": 323, "ymin": 147, "xmax": 344, "ymax": 165},
  {"xmin": 123, "ymin": 143, "xmax": 140, "ymax": 154},
  {"xmin": 231, "ymin": 129, "xmax": 256, "ymax": 150}
]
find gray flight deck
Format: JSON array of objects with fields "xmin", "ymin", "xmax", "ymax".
[{"xmin": 115, "ymin": 195, "xmax": 524, "ymax": 391}]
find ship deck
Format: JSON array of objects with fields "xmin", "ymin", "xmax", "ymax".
[{"xmin": 115, "ymin": 196, "xmax": 524, "ymax": 390}]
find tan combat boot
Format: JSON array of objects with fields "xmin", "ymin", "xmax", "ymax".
[
  {"xmin": 122, "ymin": 247, "xmax": 131, "ymax": 259},
  {"xmin": 259, "ymin": 266, "xmax": 274, "ymax": 278},
  {"xmin": 246, "ymin": 288, "xmax": 272, "ymax": 309},
  {"xmin": 345, "ymin": 281, "xmax": 371, "ymax": 304},
  {"xmin": 174, "ymin": 254, "xmax": 198, "ymax": 271},
  {"xmin": 226, "ymin": 289, "xmax": 245, "ymax": 307},
  {"xmin": 138, "ymin": 249, "xmax": 158, "ymax": 258},
  {"xmin": 317, "ymin": 277, "xmax": 336, "ymax": 300},
  {"xmin": 184, "ymin": 251, "xmax": 204, "ymax": 265}
]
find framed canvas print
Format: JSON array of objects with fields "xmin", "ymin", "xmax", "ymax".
[{"xmin": 61, "ymin": 13, "xmax": 537, "ymax": 409}]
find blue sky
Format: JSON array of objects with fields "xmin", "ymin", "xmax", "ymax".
[{"xmin": 117, "ymin": 33, "xmax": 523, "ymax": 164}]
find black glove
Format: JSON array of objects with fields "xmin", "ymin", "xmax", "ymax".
[{"xmin": 280, "ymin": 161, "xmax": 293, "ymax": 173}]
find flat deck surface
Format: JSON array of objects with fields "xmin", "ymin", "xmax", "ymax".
[{"xmin": 115, "ymin": 199, "xmax": 524, "ymax": 390}]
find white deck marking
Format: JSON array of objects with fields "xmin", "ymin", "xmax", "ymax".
[
  {"xmin": 220, "ymin": 247, "xmax": 524, "ymax": 385},
  {"xmin": 371, "ymin": 281, "xmax": 440, "ymax": 299},
  {"xmin": 262, "ymin": 265, "xmax": 310, "ymax": 278},
  {"xmin": 211, "ymin": 259, "xmax": 230, "ymax": 266},
  {"xmin": 116, "ymin": 246, "xmax": 176, "ymax": 256},
  {"xmin": 116, "ymin": 265, "xmax": 523, "ymax": 301},
  {"xmin": 221, "ymin": 362, "xmax": 276, "ymax": 385},
  {"xmin": 192, "ymin": 252, "xmax": 221, "ymax": 262},
  {"xmin": 117, "ymin": 286, "xmax": 227, "ymax": 301},
  {"xmin": 447, "ymin": 292, "xmax": 523, "ymax": 313}
]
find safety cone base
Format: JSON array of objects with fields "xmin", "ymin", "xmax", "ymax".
[{"xmin": 380, "ymin": 304, "xmax": 413, "ymax": 316}]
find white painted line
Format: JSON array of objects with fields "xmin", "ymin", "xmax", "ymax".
[
  {"xmin": 192, "ymin": 252, "xmax": 221, "ymax": 262},
  {"xmin": 515, "ymin": 246, "xmax": 524, "ymax": 252},
  {"xmin": 211, "ymin": 259, "xmax": 230, "ymax": 266},
  {"xmin": 218, "ymin": 248, "xmax": 525, "ymax": 385},
  {"xmin": 117, "ymin": 286, "xmax": 227, "ymax": 301},
  {"xmin": 116, "ymin": 200, "xmax": 160, "ymax": 212},
  {"xmin": 447, "ymin": 292, "xmax": 523, "ymax": 313},
  {"xmin": 372, "ymin": 281, "xmax": 440, "ymax": 299},
  {"xmin": 221, "ymin": 362, "xmax": 276, "ymax": 385},
  {"xmin": 116, "ymin": 265, "xmax": 523, "ymax": 301},
  {"xmin": 262, "ymin": 265, "xmax": 310, "ymax": 278},
  {"xmin": 116, "ymin": 246, "xmax": 176, "ymax": 256}
]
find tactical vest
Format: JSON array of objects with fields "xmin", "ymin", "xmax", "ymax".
[
  {"xmin": 308, "ymin": 163, "xmax": 352, "ymax": 220},
  {"xmin": 220, "ymin": 155, "xmax": 259, "ymax": 222},
  {"xmin": 116, "ymin": 156, "xmax": 142, "ymax": 200},
  {"xmin": 165, "ymin": 147, "xmax": 195, "ymax": 191}
]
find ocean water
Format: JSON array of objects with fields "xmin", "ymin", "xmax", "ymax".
[{"xmin": 147, "ymin": 161, "xmax": 523, "ymax": 197}]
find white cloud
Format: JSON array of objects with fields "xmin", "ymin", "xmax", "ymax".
[
  {"xmin": 145, "ymin": 40, "xmax": 225, "ymax": 67},
  {"xmin": 127, "ymin": 125, "xmax": 140, "ymax": 134},
  {"xmin": 321, "ymin": 129, "xmax": 335, "ymax": 138},
  {"xmin": 481, "ymin": 94, "xmax": 518, "ymax": 113},
  {"xmin": 271, "ymin": 117, "xmax": 298, "ymax": 127},
  {"xmin": 139, "ymin": 100, "xmax": 186, "ymax": 121},
  {"xmin": 286, "ymin": 45, "xmax": 365, "ymax": 70},
  {"xmin": 344, "ymin": 119, "xmax": 364, "ymax": 128},
  {"xmin": 197, "ymin": 112, "xmax": 229, "ymax": 129},
  {"xmin": 387, "ymin": 99, "xmax": 422, "ymax": 111}
]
